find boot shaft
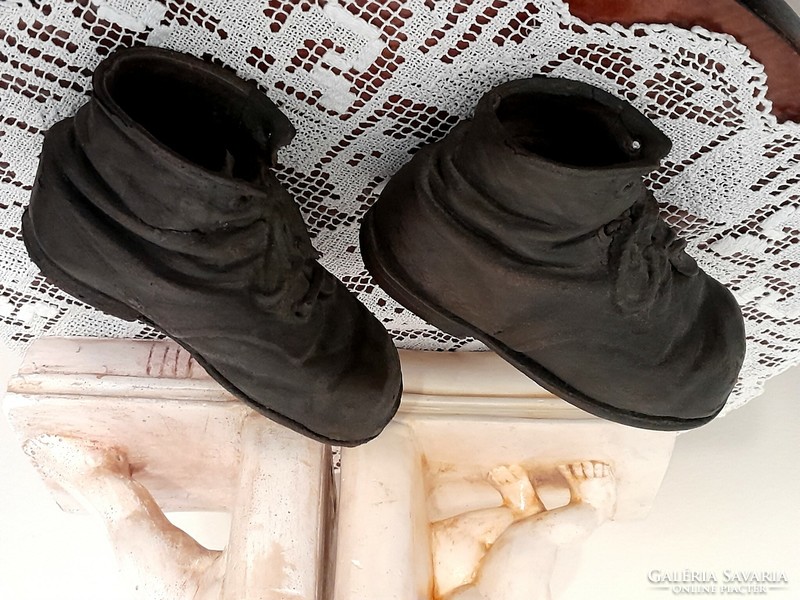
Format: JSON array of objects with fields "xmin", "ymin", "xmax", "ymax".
[
  {"xmin": 30, "ymin": 47, "xmax": 318, "ymax": 295},
  {"xmin": 74, "ymin": 47, "xmax": 295, "ymax": 233},
  {"xmin": 452, "ymin": 77, "xmax": 672, "ymax": 236}
]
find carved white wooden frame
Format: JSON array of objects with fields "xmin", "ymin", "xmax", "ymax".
[{"xmin": 4, "ymin": 337, "xmax": 676, "ymax": 599}]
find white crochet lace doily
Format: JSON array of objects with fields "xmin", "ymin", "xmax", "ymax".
[{"xmin": 1, "ymin": 0, "xmax": 799, "ymax": 413}]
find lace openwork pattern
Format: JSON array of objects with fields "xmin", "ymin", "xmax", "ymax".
[{"xmin": 1, "ymin": 0, "xmax": 799, "ymax": 413}]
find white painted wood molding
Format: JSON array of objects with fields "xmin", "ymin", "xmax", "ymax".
[{"xmin": 4, "ymin": 337, "xmax": 676, "ymax": 599}]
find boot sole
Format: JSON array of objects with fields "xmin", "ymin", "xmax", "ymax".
[
  {"xmin": 22, "ymin": 210, "xmax": 398, "ymax": 447},
  {"xmin": 360, "ymin": 209, "xmax": 721, "ymax": 431}
]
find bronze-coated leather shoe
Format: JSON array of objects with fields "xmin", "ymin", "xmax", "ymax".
[
  {"xmin": 23, "ymin": 46, "xmax": 402, "ymax": 446},
  {"xmin": 361, "ymin": 77, "xmax": 745, "ymax": 430}
]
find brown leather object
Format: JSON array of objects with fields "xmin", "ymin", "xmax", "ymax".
[
  {"xmin": 361, "ymin": 78, "xmax": 746, "ymax": 430},
  {"xmin": 567, "ymin": 0, "xmax": 800, "ymax": 122},
  {"xmin": 22, "ymin": 47, "xmax": 403, "ymax": 446}
]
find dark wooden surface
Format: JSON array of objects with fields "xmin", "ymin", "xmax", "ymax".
[{"xmin": 568, "ymin": 0, "xmax": 800, "ymax": 122}]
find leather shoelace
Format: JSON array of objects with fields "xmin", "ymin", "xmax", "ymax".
[
  {"xmin": 604, "ymin": 194, "xmax": 699, "ymax": 317},
  {"xmin": 251, "ymin": 205, "xmax": 333, "ymax": 319}
]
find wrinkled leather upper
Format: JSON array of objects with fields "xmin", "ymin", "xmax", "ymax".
[
  {"xmin": 371, "ymin": 77, "xmax": 745, "ymax": 421},
  {"xmin": 24, "ymin": 47, "xmax": 400, "ymax": 444}
]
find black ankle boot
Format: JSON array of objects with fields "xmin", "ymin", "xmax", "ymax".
[
  {"xmin": 361, "ymin": 77, "xmax": 745, "ymax": 430},
  {"xmin": 23, "ymin": 47, "xmax": 402, "ymax": 446}
]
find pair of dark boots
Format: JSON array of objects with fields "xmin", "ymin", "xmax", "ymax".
[{"xmin": 23, "ymin": 47, "xmax": 745, "ymax": 446}]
